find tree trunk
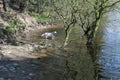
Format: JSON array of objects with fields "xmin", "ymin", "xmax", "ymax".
[
  {"xmin": 2, "ymin": 0, "xmax": 7, "ymax": 11},
  {"xmin": 86, "ymin": 18, "xmax": 100, "ymax": 45}
]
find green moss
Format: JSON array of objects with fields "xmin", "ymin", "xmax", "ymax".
[
  {"xmin": 4, "ymin": 17, "xmax": 26, "ymax": 33},
  {"xmin": 4, "ymin": 20, "xmax": 17, "ymax": 33},
  {"xmin": 0, "ymin": 31, "xmax": 4, "ymax": 36},
  {"xmin": 29, "ymin": 12, "xmax": 50, "ymax": 21}
]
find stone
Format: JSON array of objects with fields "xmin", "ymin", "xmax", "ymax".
[
  {"xmin": 9, "ymin": 66, "xmax": 16, "ymax": 72},
  {"xmin": 0, "ymin": 66, "xmax": 8, "ymax": 71},
  {"xmin": 0, "ymin": 78, "xmax": 4, "ymax": 80},
  {"xmin": 6, "ymin": 64, "xmax": 16, "ymax": 72},
  {"xmin": 47, "ymin": 48, "xmax": 54, "ymax": 53},
  {"xmin": 40, "ymin": 49, "xmax": 47, "ymax": 54},
  {"xmin": 29, "ymin": 73, "xmax": 34, "ymax": 76},
  {"xmin": 12, "ymin": 63, "xmax": 19, "ymax": 66},
  {"xmin": 7, "ymin": 78, "xmax": 11, "ymax": 80},
  {"xmin": 22, "ymin": 70, "xmax": 25, "ymax": 73}
]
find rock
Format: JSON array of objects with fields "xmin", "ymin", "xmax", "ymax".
[
  {"xmin": 0, "ymin": 78, "xmax": 4, "ymax": 80},
  {"xmin": 7, "ymin": 78, "xmax": 11, "ymax": 80},
  {"xmin": 9, "ymin": 66, "xmax": 16, "ymax": 72},
  {"xmin": 26, "ymin": 76, "xmax": 32, "ymax": 80},
  {"xmin": 22, "ymin": 70, "xmax": 25, "ymax": 73},
  {"xmin": 12, "ymin": 63, "xmax": 19, "ymax": 66},
  {"xmin": 0, "ymin": 66, "xmax": 8, "ymax": 71},
  {"xmin": 0, "ymin": 53, "xmax": 4, "ymax": 60},
  {"xmin": 47, "ymin": 48, "xmax": 54, "ymax": 53},
  {"xmin": 6, "ymin": 64, "xmax": 16, "ymax": 72},
  {"xmin": 40, "ymin": 49, "xmax": 47, "ymax": 54},
  {"xmin": 29, "ymin": 73, "xmax": 34, "ymax": 76}
]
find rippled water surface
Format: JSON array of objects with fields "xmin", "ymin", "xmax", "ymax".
[
  {"xmin": 1, "ymin": 9, "xmax": 120, "ymax": 80},
  {"xmin": 97, "ymin": 11, "xmax": 120, "ymax": 80}
]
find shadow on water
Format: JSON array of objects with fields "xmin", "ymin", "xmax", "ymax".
[
  {"xmin": 0, "ymin": 54, "xmax": 65, "ymax": 80},
  {"xmin": 0, "ymin": 45, "xmax": 95, "ymax": 80},
  {"xmin": 0, "ymin": 24, "xmax": 96, "ymax": 80}
]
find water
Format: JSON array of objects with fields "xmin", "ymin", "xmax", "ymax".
[
  {"xmin": 0, "ymin": 10, "xmax": 119, "ymax": 80},
  {"xmin": 24, "ymin": 9, "xmax": 120, "ymax": 80},
  {"xmin": 97, "ymin": 11, "xmax": 120, "ymax": 80},
  {"xmin": 22, "ymin": 24, "xmax": 95, "ymax": 80},
  {"xmin": 20, "ymin": 13, "xmax": 120, "ymax": 80}
]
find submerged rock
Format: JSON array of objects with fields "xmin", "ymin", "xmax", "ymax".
[
  {"xmin": 0, "ymin": 66, "xmax": 8, "ymax": 71},
  {"xmin": 0, "ymin": 77, "xmax": 4, "ymax": 80},
  {"xmin": 29, "ymin": 73, "xmax": 35, "ymax": 76},
  {"xmin": 6, "ymin": 64, "xmax": 16, "ymax": 72}
]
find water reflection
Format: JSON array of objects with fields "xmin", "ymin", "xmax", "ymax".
[
  {"xmin": 97, "ymin": 11, "xmax": 120, "ymax": 80},
  {"xmin": 26, "ymin": 25, "xmax": 95, "ymax": 80}
]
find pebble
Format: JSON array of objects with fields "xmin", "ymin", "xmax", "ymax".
[
  {"xmin": 0, "ymin": 66, "xmax": 7, "ymax": 71},
  {"xmin": 12, "ymin": 63, "xmax": 19, "ymax": 66},
  {"xmin": 40, "ymin": 49, "xmax": 47, "ymax": 54},
  {"xmin": 9, "ymin": 66, "xmax": 16, "ymax": 72},
  {"xmin": 7, "ymin": 78, "xmax": 11, "ymax": 80},
  {"xmin": 26, "ymin": 76, "xmax": 31, "ymax": 80},
  {"xmin": 6, "ymin": 64, "xmax": 16, "ymax": 72},
  {"xmin": 47, "ymin": 48, "xmax": 54, "ymax": 53},
  {"xmin": 0, "ymin": 78, "xmax": 4, "ymax": 80},
  {"xmin": 29, "ymin": 73, "xmax": 34, "ymax": 76},
  {"xmin": 22, "ymin": 70, "xmax": 25, "ymax": 73},
  {"xmin": 0, "ymin": 53, "xmax": 4, "ymax": 60}
]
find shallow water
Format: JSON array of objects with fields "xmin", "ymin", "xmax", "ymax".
[
  {"xmin": 0, "ymin": 10, "xmax": 119, "ymax": 80},
  {"xmin": 25, "ymin": 9, "xmax": 120, "ymax": 80},
  {"xmin": 0, "ymin": 23, "xmax": 96, "ymax": 80},
  {"xmin": 27, "ymin": 24, "xmax": 95, "ymax": 80}
]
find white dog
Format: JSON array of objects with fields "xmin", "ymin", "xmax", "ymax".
[{"xmin": 41, "ymin": 31, "xmax": 57, "ymax": 39}]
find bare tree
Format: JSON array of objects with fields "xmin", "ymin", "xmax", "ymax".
[{"xmin": 52, "ymin": 0, "xmax": 120, "ymax": 46}]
